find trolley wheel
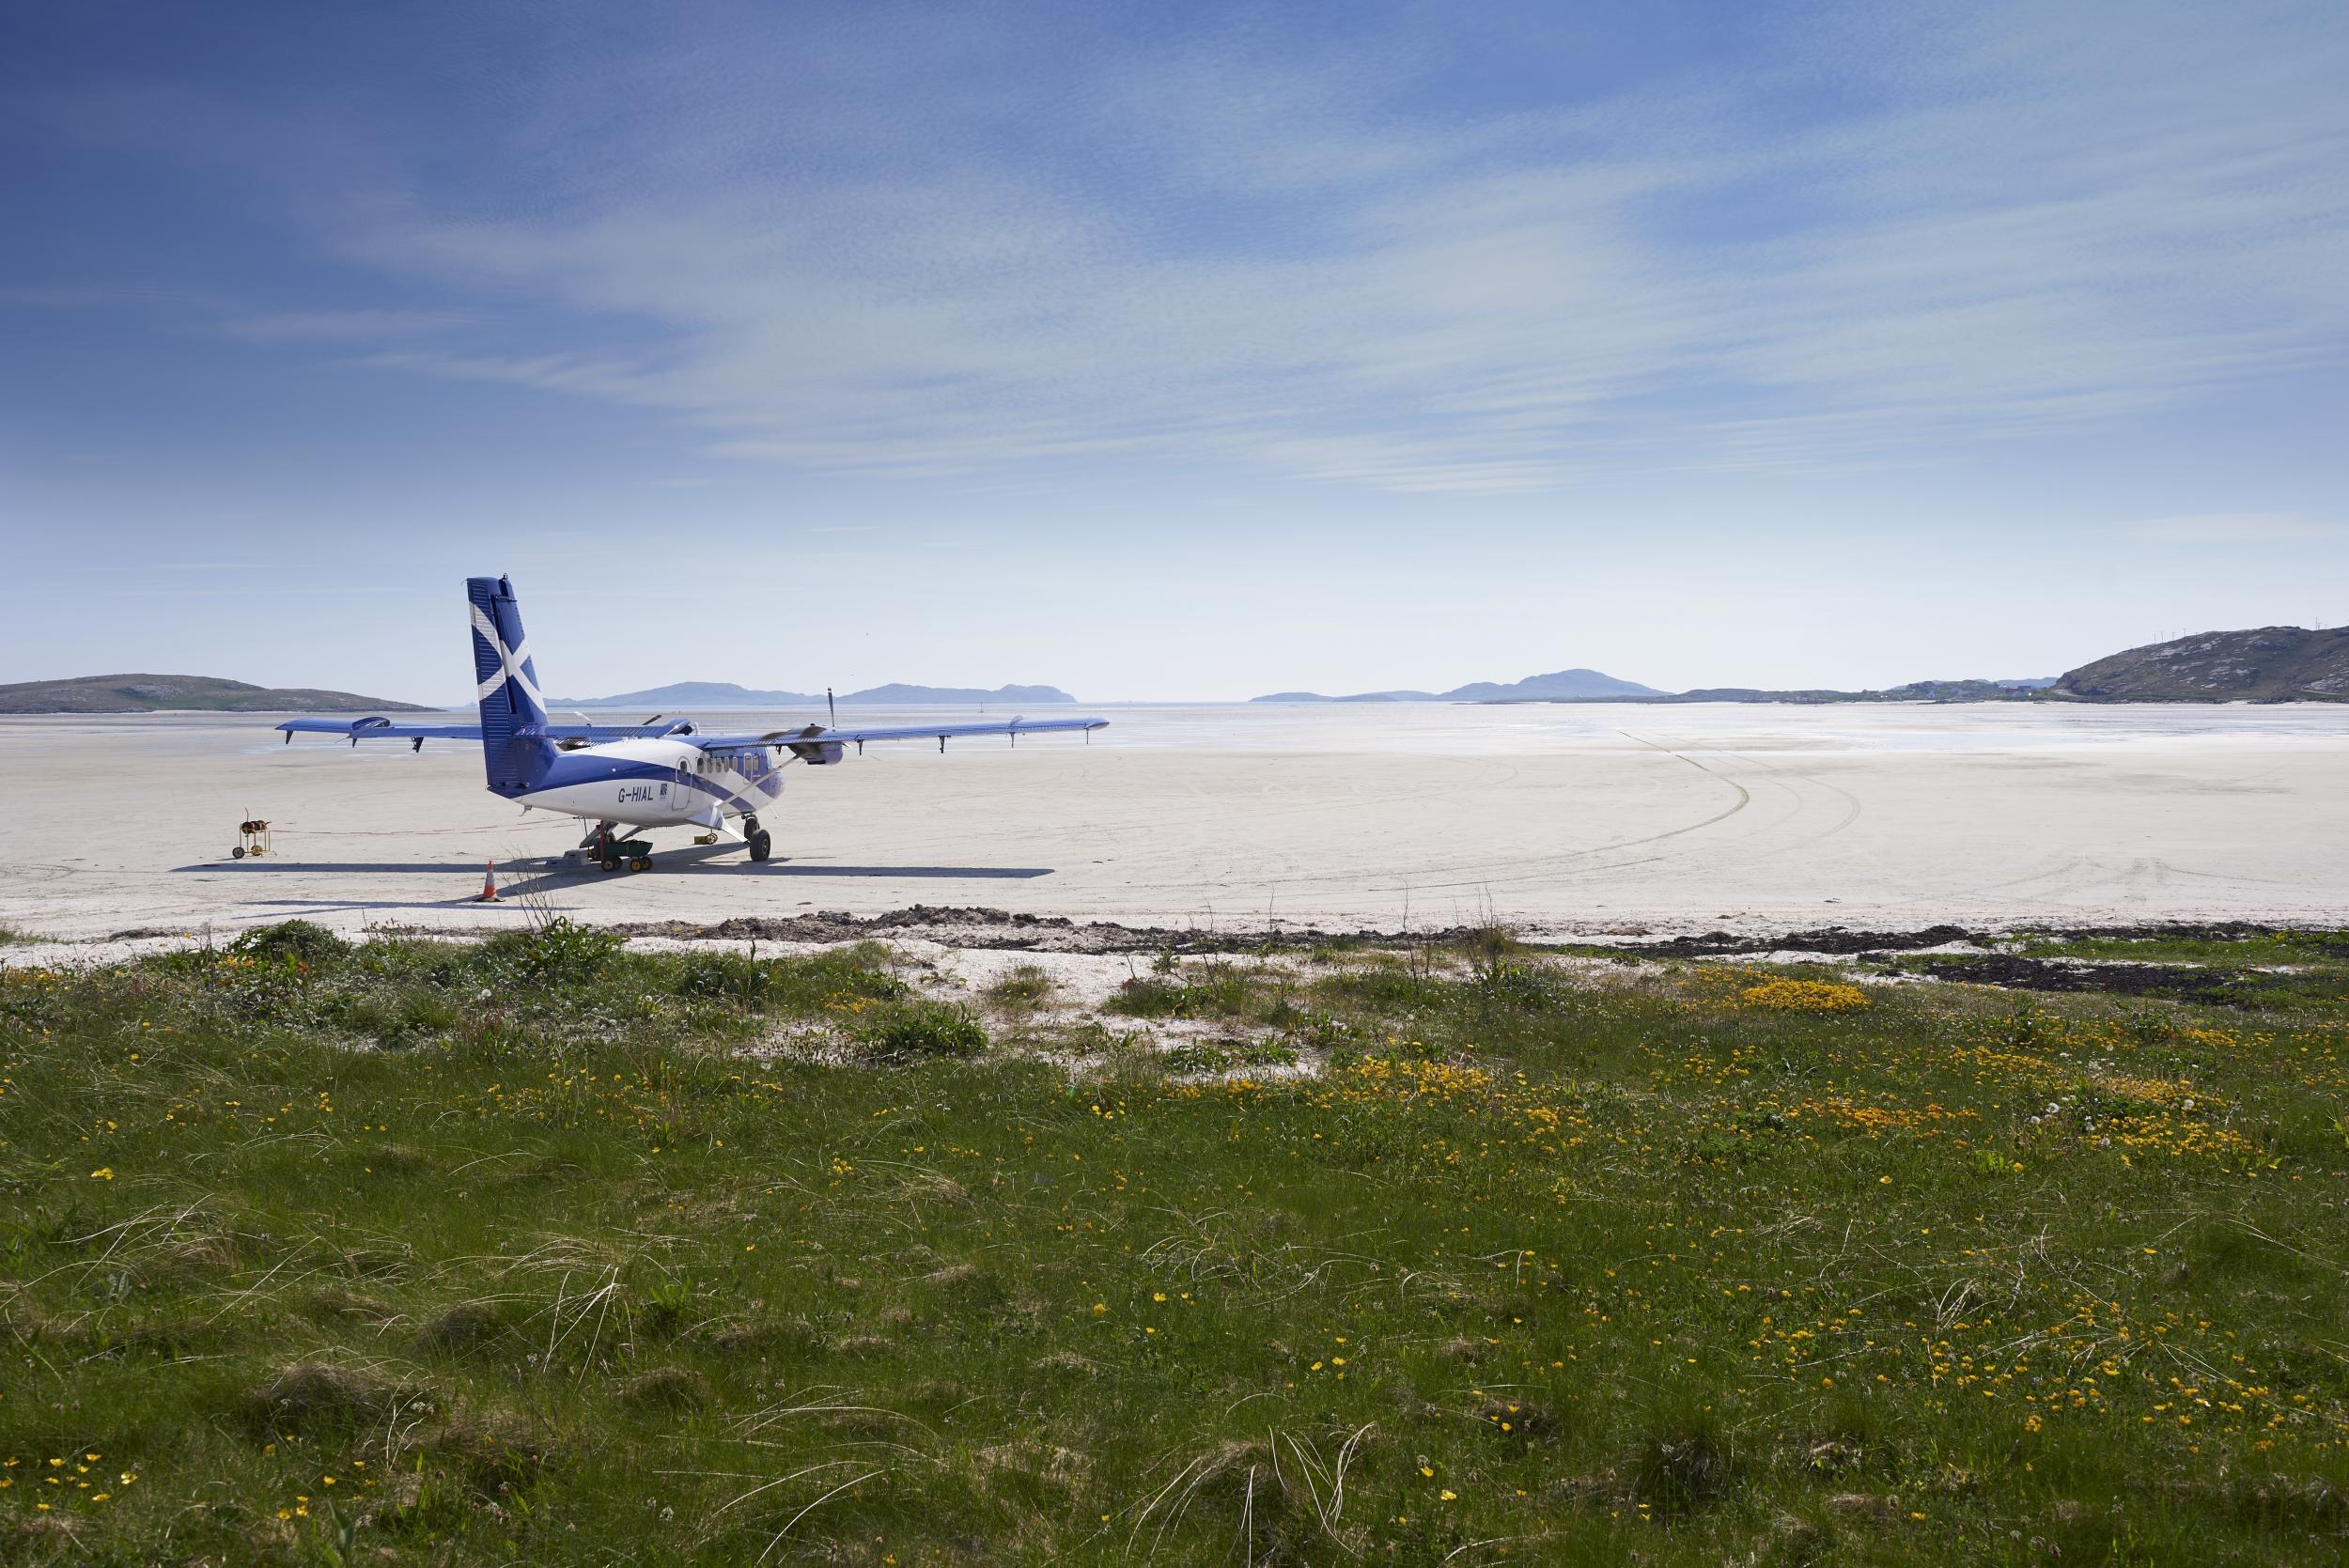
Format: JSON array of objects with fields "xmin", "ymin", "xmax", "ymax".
[
  {"xmin": 231, "ymin": 845, "xmax": 245, "ymax": 860},
  {"xmin": 600, "ymin": 854, "xmax": 623, "ymax": 873},
  {"xmin": 747, "ymin": 829, "xmax": 772, "ymax": 862},
  {"xmin": 631, "ymin": 856, "xmax": 651, "ymax": 873}
]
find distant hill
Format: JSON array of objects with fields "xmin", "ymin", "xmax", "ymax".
[
  {"xmin": 1251, "ymin": 689, "xmax": 1441, "ymax": 704},
  {"xmin": 1882, "ymin": 678, "xmax": 2053, "ymax": 702},
  {"xmin": 845, "ymin": 682, "xmax": 1075, "ymax": 706},
  {"xmin": 1659, "ymin": 688, "xmax": 1859, "ymax": 705},
  {"xmin": 1448, "ymin": 669, "xmax": 1667, "ymax": 701},
  {"xmin": 1648, "ymin": 679, "xmax": 2052, "ymax": 705},
  {"xmin": 552, "ymin": 679, "xmax": 1077, "ymax": 709},
  {"xmin": 1250, "ymin": 691, "xmax": 1417, "ymax": 704},
  {"xmin": 1256, "ymin": 672, "xmax": 2064, "ymax": 706},
  {"xmin": 2052, "ymin": 626, "xmax": 2349, "ymax": 703},
  {"xmin": 1247, "ymin": 627, "xmax": 2349, "ymax": 708},
  {"xmin": 0, "ymin": 674, "xmax": 428, "ymax": 714},
  {"xmin": 1252, "ymin": 668, "xmax": 1662, "ymax": 703}
]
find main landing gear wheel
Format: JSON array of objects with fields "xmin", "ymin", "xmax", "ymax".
[{"xmin": 745, "ymin": 816, "xmax": 772, "ymax": 862}]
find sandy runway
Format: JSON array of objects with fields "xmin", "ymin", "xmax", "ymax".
[{"xmin": 2, "ymin": 703, "xmax": 2344, "ymax": 942}]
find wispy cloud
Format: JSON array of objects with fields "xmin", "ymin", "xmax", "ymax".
[
  {"xmin": 217, "ymin": 307, "xmax": 476, "ymax": 342},
  {"xmin": 0, "ymin": 282, "xmax": 221, "ymax": 310},
  {"xmin": 76, "ymin": 562, "xmax": 272, "ymax": 572},
  {"xmin": 25, "ymin": 1, "xmax": 2349, "ymax": 496},
  {"xmin": 2120, "ymin": 512, "xmax": 2346, "ymax": 543},
  {"xmin": 0, "ymin": 285, "xmax": 474, "ymax": 347}
]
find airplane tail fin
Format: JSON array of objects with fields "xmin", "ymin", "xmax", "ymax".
[{"xmin": 466, "ymin": 575, "xmax": 555, "ymax": 795}]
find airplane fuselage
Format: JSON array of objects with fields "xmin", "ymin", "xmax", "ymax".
[{"xmin": 512, "ymin": 737, "xmax": 787, "ymax": 829}]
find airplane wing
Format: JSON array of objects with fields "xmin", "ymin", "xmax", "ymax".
[
  {"xmin": 693, "ymin": 716, "xmax": 1110, "ymax": 760},
  {"xmin": 276, "ymin": 714, "xmax": 1109, "ymax": 756},
  {"xmin": 277, "ymin": 717, "xmax": 483, "ymax": 742},
  {"xmin": 274, "ymin": 716, "xmax": 678, "ymax": 744}
]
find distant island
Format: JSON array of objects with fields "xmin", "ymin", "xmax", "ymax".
[
  {"xmin": 2050, "ymin": 625, "xmax": 2348, "ymax": 702},
  {"xmin": 1249, "ymin": 623, "xmax": 2349, "ymax": 706},
  {"xmin": 1253, "ymin": 669, "xmax": 1663, "ymax": 703},
  {"xmin": 0, "ymin": 674, "xmax": 429, "ymax": 715},
  {"xmin": 18, "ymin": 624, "xmax": 2340, "ymax": 718},
  {"xmin": 551, "ymin": 679, "xmax": 1078, "ymax": 709},
  {"xmin": 1514, "ymin": 677, "xmax": 2062, "ymax": 706}
]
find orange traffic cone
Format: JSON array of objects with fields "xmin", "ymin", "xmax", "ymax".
[{"xmin": 477, "ymin": 860, "xmax": 499, "ymax": 902}]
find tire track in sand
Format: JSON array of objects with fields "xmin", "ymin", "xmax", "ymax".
[{"xmin": 1311, "ymin": 730, "xmax": 1760, "ymax": 897}]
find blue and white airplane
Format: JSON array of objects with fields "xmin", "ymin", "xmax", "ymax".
[{"xmin": 279, "ymin": 576, "xmax": 1108, "ymax": 870}]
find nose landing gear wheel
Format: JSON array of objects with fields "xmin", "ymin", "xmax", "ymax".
[{"xmin": 748, "ymin": 829, "xmax": 772, "ymax": 862}]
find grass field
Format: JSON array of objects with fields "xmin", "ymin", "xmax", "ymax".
[{"xmin": 4, "ymin": 921, "xmax": 2347, "ymax": 1564}]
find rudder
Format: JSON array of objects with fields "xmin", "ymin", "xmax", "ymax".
[{"xmin": 466, "ymin": 575, "xmax": 553, "ymax": 795}]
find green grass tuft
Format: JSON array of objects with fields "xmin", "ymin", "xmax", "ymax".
[
  {"xmin": 983, "ymin": 963, "xmax": 1057, "ymax": 1011},
  {"xmin": 853, "ymin": 999, "xmax": 988, "ymax": 1060}
]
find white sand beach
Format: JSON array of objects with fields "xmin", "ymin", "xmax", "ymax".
[{"xmin": 3, "ymin": 703, "xmax": 2345, "ymax": 944}]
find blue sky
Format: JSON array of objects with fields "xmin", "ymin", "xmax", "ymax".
[{"xmin": 4, "ymin": 0, "xmax": 2344, "ymax": 702}]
